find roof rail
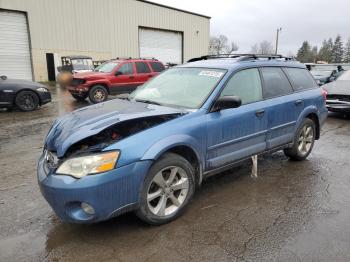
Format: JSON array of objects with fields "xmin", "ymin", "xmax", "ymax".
[{"xmin": 187, "ymin": 54, "xmax": 295, "ymax": 63}]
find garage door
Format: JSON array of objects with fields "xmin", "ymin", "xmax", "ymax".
[
  {"xmin": 0, "ymin": 11, "xmax": 32, "ymax": 80},
  {"xmin": 139, "ymin": 28, "xmax": 182, "ymax": 65}
]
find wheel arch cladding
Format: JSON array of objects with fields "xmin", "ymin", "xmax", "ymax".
[
  {"xmin": 141, "ymin": 135, "xmax": 205, "ymax": 185},
  {"xmin": 296, "ymin": 106, "xmax": 320, "ymax": 140},
  {"xmin": 305, "ymin": 112, "xmax": 320, "ymax": 140}
]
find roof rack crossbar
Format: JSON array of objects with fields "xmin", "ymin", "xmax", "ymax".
[{"xmin": 112, "ymin": 57, "xmax": 159, "ymax": 61}]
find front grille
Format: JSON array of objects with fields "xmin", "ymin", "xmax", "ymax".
[
  {"xmin": 327, "ymin": 94, "xmax": 350, "ymax": 102},
  {"xmin": 71, "ymin": 78, "xmax": 85, "ymax": 86}
]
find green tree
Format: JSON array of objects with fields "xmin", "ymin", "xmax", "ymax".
[
  {"xmin": 318, "ymin": 39, "xmax": 333, "ymax": 62},
  {"xmin": 296, "ymin": 41, "xmax": 314, "ymax": 63},
  {"xmin": 332, "ymin": 35, "xmax": 344, "ymax": 63},
  {"xmin": 344, "ymin": 38, "xmax": 350, "ymax": 63}
]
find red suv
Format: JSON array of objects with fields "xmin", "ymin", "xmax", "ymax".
[{"xmin": 67, "ymin": 58, "xmax": 165, "ymax": 103}]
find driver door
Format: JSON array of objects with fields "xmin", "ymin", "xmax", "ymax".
[{"xmin": 206, "ymin": 68, "xmax": 269, "ymax": 171}]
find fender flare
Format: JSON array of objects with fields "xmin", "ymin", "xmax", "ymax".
[
  {"xmin": 141, "ymin": 134, "xmax": 205, "ymax": 184},
  {"xmin": 295, "ymin": 105, "xmax": 320, "ymax": 136}
]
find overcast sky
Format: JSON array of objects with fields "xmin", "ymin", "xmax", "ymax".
[{"xmin": 153, "ymin": 0, "xmax": 350, "ymax": 55}]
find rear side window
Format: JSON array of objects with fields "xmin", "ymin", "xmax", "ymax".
[
  {"xmin": 117, "ymin": 62, "xmax": 133, "ymax": 75},
  {"xmin": 284, "ymin": 68, "xmax": 316, "ymax": 91},
  {"xmin": 150, "ymin": 62, "xmax": 165, "ymax": 72},
  {"xmin": 260, "ymin": 67, "xmax": 293, "ymax": 99},
  {"xmin": 221, "ymin": 68, "xmax": 263, "ymax": 105},
  {"xmin": 136, "ymin": 62, "xmax": 151, "ymax": 73}
]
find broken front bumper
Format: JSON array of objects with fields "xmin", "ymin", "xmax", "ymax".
[
  {"xmin": 326, "ymin": 99, "xmax": 350, "ymax": 113},
  {"xmin": 37, "ymin": 154, "xmax": 152, "ymax": 223}
]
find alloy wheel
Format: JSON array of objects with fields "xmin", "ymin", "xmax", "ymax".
[
  {"xmin": 298, "ymin": 124, "xmax": 314, "ymax": 155},
  {"xmin": 94, "ymin": 89, "xmax": 105, "ymax": 102},
  {"xmin": 147, "ymin": 166, "xmax": 189, "ymax": 217}
]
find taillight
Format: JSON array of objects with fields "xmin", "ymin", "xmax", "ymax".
[{"xmin": 321, "ymin": 88, "xmax": 327, "ymax": 101}]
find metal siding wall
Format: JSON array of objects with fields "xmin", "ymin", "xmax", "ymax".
[{"xmin": 0, "ymin": 0, "xmax": 209, "ymax": 81}]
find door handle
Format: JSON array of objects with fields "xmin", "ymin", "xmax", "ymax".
[
  {"xmin": 295, "ymin": 99, "xmax": 302, "ymax": 106},
  {"xmin": 148, "ymin": 74, "xmax": 153, "ymax": 77},
  {"xmin": 255, "ymin": 109, "xmax": 265, "ymax": 117},
  {"xmin": 129, "ymin": 76, "xmax": 134, "ymax": 79}
]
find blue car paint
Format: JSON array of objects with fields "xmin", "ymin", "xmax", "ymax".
[{"xmin": 38, "ymin": 59, "xmax": 328, "ymax": 223}]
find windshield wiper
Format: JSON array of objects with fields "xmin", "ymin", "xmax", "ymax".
[{"xmin": 134, "ymin": 99, "xmax": 161, "ymax": 105}]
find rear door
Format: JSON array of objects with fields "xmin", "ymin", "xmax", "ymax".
[
  {"xmin": 206, "ymin": 68, "xmax": 268, "ymax": 170},
  {"xmin": 134, "ymin": 61, "xmax": 153, "ymax": 86},
  {"xmin": 110, "ymin": 62, "xmax": 136, "ymax": 94},
  {"xmin": 260, "ymin": 67, "xmax": 302, "ymax": 149}
]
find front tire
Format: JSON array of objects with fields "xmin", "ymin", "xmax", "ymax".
[
  {"xmin": 15, "ymin": 90, "xmax": 39, "ymax": 111},
  {"xmin": 89, "ymin": 85, "xmax": 108, "ymax": 103},
  {"xmin": 284, "ymin": 118, "xmax": 316, "ymax": 161},
  {"xmin": 136, "ymin": 153, "xmax": 195, "ymax": 225}
]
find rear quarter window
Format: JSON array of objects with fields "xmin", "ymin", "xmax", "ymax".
[
  {"xmin": 284, "ymin": 67, "xmax": 317, "ymax": 91},
  {"xmin": 150, "ymin": 62, "xmax": 165, "ymax": 72}
]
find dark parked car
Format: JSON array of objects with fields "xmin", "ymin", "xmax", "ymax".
[
  {"xmin": 67, "ymin": 58, "xmax": 165, "ymax": 103},
  {"xmin": 38, "ymin": 54, "xmax": 327, "ymax": 225},
  {"xmin": 323, "ymin": 70, "xmax": 350, "ymax": 113},
  {"xmin": 0, "ymin": 75, "xmax": 51, "ymax": 111}
]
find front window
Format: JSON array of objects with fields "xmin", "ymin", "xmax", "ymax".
[
  {"xmin": 94, "ymin": 62, "xmax": 119, "ymax": 73},
  {"xmin": 129, "ymin": 67, "xmax": 226, "ymax": 109},
  {"xmin": 220, "ymin": 68, "xmax": 262, "ymax": 104}
]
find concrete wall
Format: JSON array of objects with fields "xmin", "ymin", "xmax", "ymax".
[{"xmin": 0, "ymin": 0, "xmax": 210, "ymax": 81}]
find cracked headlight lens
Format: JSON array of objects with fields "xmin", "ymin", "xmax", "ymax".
[
  {"xmin": 56, "ymin": 151, "xmax": 120, "ymax": 178},
  {"xmin": 36, "ymin": 87, "xmax": 49, "ymax": 92}
]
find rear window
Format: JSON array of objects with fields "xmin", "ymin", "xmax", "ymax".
[
  {"xmin": 284, "ymin": 68, "xmax": 317, "ymax": 91},
  {"xmin": 136, "ymin": 62, "xmax": 151, "ymax": 73},
  {"xmin": 150, "ymin": 62, "xmax": 165, "ymax": 72},
  {"xmin": 261, "ymin": 67, "xmax": 293, "ymax": 99}
]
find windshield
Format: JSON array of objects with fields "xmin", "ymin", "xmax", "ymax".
[
  {"xmin": 94, "ymin": 62, "xmax": 119, "ymax": 73},
  {"xmin": 71, "ymin": 59, "xmax": 94, "ymax": 71},
  {"xmin": 337, "ymin": 70, "xmax": 350, "ymax": 81},
  {"xmin": 129, "ymin": 67, "xmax": 226, "ymax": 109}
]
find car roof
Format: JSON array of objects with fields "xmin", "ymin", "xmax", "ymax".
[
  {"xmin": 180, "ymin": 55, "xmax": 306, "ymax": 71},
  {"xmin": 109, "ymin": 58, "xmax": 161, "ymax": 63}
]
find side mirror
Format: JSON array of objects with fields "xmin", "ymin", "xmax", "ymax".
[
  {"xmin": 115, "ymin": 71, "xmax": 123, "ymax": 76},
  {"xmin": 0, "ymin": 75, "xmax": 7, "ymax": 80},
  {"xmin": 211, "ymin": 96, "xmax": 242, "ymax": 112}
]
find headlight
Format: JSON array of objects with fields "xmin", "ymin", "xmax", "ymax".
[
  {"xmin": 36, "ymin": 87, "xmax": 49, "ymax": 92},
  {"xmin": 56, "ymin": 151, "xmax": 120, "ymax": 178}
]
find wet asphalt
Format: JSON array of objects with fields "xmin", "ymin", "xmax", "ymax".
[{"xmin": 0, "ymin": 84, "xmax": 350, "ymax": 262}]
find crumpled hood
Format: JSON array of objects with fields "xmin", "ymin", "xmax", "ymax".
[
  {"xmin": 323, "ymin": 80, "xmax": 350, "ymax": 95},
  {"xmin": 46, "ymin": 99, "xmax": 185, "ymax": 157}
]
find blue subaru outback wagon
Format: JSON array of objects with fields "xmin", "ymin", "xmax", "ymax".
[{"xmin": 38, "ymin": 54, "xmax": 328, "ymax": 225}]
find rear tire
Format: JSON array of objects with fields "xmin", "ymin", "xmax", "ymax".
[
  {"xmin": 15, "ymin": 90, "xmax": 39, "ymax": 111},
  {"xmin": 89, "ymin": 85, "xmax": 108, "ymax": 103},
  {"xmin": 72, "ymin": 94, "xmax": 87, "ymax": 101},
  {"xmin": 136, "ymin": 153, "xmax": 195, "ymax": 225},
  {"xmin": 284, "ymin": 118, "xmax": 316, "ymax": 161}
]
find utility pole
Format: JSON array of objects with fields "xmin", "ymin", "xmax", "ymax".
[{"xmin": 275, "ymin": 28, "xmax": 282, "ymax": 54}]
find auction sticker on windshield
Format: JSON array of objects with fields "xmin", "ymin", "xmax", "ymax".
[{"xmin": 198, "ymin": 71, "xmax": 224, "ymax": 78}]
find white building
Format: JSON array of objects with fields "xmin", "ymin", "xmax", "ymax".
[{"xmin": 0, "ymin": 0, "xmax": 210, "ymax": 81}]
